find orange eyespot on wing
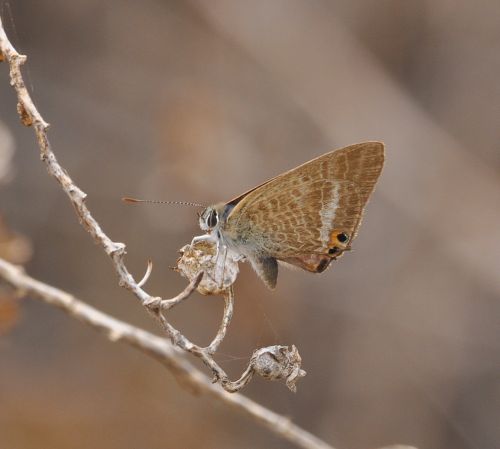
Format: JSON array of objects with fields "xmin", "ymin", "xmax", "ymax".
[{"xmin": 328, "ymin": 229, "xmax": 351, "ymax": 250}]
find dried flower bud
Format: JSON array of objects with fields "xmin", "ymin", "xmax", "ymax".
[
  {"xmin": 176, "ymin": 236, "xmax": 239, "ymax": 295},
  {"xmin": 252, "ymin": 345, "xmax": 306, "ymax": 392}
]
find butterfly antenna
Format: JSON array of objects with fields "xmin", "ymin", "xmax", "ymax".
[{"xmin": 122, "ymin": 197, "xmax": 205, "ymax": 208}]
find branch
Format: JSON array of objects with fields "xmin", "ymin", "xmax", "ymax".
[
  {"xmin": 0, "ymin": 14, "xmax": 417, "ymax": 449},
  {"xmin": 0, "ymin": 257, "xmax": 332, "ymax": 449},
  {"xmin": 0, "ymin": 13, "xmax": 303, "ymax": 394},
  {"xmin": 0, "ymin": 258, "xmax": 417, "ymax": 449},
  {"xmin": 0, "ymin": 13, "xmax": 319, "ymax": 449}
]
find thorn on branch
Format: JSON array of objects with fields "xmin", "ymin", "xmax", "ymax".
[{"xmin": 138, "ymin": 260, "xmax": 153, "ymax": 288}]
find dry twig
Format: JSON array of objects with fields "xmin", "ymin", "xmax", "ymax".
[
  {"xmin": 0, "ymin": 13, "xmax": 303, "ymax": 394},
  {"xmin": 0, "ymin": 257, "xmax": 417, "ymax": 449},
  {"xmin": 0, "ymin": 13, "xmax": 315, "ymax": 449},
  {"xmin": 0, "ymin": 257, "xmax": 330, "ymax": 449},
  {"xmin": 0, "ymin": 14, "xmax": 417, "ymax": 449}
]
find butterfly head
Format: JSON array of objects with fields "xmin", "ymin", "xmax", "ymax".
[
  {"xmin": 199, "ymin": 202, "xmax": 235, "ymax": 234},
  {"xmin": 199, "ymin": 206, "xmax": 217, "ymax": 231},
  {"xmin": 199, "ymin": 203, "xmax": 225, "ymax": 232}
]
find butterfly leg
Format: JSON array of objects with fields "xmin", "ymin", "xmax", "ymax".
[
  {"xmin": 190, "ymin": 234, "xmax": 214, "ymax": 246},
  {"xmin": 220, "ymin": 244, "xmax": 228, "ymax": 288},
  {"xmin": 214, "ymin": 240, "xmax": 228, "ymax": 288}
]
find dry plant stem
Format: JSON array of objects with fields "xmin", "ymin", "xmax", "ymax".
[
  {"xmin": 145, "ymin": 270, "xmax": 203, "ymax": 311},
  {"xmin": 207, "ymin": 288, "xmax": 233, "ymax": 354},
  {"xmin": 0, "ymin": 17, "xmax": 417, "ymax": 449},
  {"xmin": 0, "ymin": 257, "xmax": 335, "ymax": 449},
  {"xmin": 0, "ymin": 257, "xmax": 417, "ymax": 449},
  {"xmin": 151, "ymin": 286, "xmax": 245, "ymax": 390},
  {"xmin": 0, "ymin": 13, "xmax": 333, "ymax": 448},
  {"xmin": 0, "ymin": 14, "xmax": 247, "ymax": 394}
]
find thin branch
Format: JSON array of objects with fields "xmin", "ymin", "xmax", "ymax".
[
  {"xmin": 0, "ymin": 258, "xmax": 416, "ymax": 449},
  {"xmin": 147, "ymin": 285, "xmax": 253, "ymax": 392},
  {"xmin": 0, "ymin": 15, "xmax": 417, "ymax": 449},
  {"xmin": 0, "ymin": 257, "xmax": 334, "ymax": 449},
  {"xmin": 207, "ymin": 288, "xmax": 233, "ymax": 354},
  {"xmin": 144, "ymin": 270, "xmax": 204, "ymax": 311},
  {"xmin": 0, "ymin": 12, "xmax": 319, "ymax": 448},
  {"xmin": 0, "ymin": 12, "xmax": 298, "ymax": 395}
]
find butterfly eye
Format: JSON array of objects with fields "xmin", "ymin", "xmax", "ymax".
[
  {"xmin": 207, "ymin": 210, "xmax": 218, "ymax": 228},
  {"xmin": 336, "ymin": 232, "xmax": 349, "ymax": 244}
]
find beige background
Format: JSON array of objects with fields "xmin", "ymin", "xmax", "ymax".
[{"xmin": 0, "ymin": 1, "xmax": 499, "ymax": 448}]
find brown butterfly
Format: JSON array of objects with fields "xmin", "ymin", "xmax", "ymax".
[{"xmin": 198, "ymin": 141, "xmax": 385, "ymax": 289}]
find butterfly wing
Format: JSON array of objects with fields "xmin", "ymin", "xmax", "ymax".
[{"xmin": 223, "ymin": 142, "xmax": 384, "ymax": 279}]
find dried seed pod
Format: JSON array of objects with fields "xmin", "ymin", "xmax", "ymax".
[
  {"xmin": 252, "ymin": 345, "xmax": 306, "ymax": 392},
  {"xmin": 176, "ymin": 237, "xmax": 239, "ymax": 295}
]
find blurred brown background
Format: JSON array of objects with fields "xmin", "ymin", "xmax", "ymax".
[{"xmin": 1, "ymin": 1, "xmax": 499, "ymax": 448}]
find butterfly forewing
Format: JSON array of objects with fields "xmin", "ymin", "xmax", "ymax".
[{"xmin": 223, "ymin": 142, "xmax": 384, "ymax": 273}]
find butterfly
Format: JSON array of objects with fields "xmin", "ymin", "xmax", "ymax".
[{"xmin": 198, "ymin": 141, "xmax": 385, "ymax": 289}]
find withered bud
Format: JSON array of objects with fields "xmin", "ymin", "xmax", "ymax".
[
  {"xmin": 176, "ymin": 236, "xmax": 239, "ymax": 295},
  {"xmin": 251, "ymin": 345, "xmax": 306, "ymax": 392}
]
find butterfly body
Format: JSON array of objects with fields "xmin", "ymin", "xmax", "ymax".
[{"xmin": 199, "ymin": 142, "xmax": 384, "ymax": 289}]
